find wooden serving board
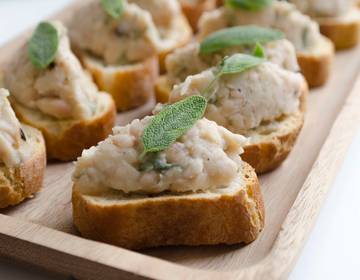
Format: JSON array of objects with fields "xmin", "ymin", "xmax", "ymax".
[{"xmin": 1, "ymin": 2, "xmax": 360, "ymax": 279}]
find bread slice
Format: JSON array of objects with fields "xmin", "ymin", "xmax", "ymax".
[
  {"xmin": 241, "ymin": 80, "xmax": 307, "ymax": 174},
  {"xmin": 72, "ymin": 161, "xmax": 264, "ymax": 250},
  {"xmin": 81, "ymin": 54, "xmax": 159, "ymax": 112},
  {"xmin": 180, "ymin": 0, "xmax": 217, "ymax": 31},
  {"xmin": 316, "ymin": 8, "xmax": 360, "ymax": 50},
  {"xmin": 0, "ymin": 125, "xmax": 46, "ymax": 208},
  {"xmin": 297, "ymin": 35, "xmax": 334, "ymax": 88},
  {"xmin": 10, "ymin": 93, "xmax": 116, "ymax": 161}
]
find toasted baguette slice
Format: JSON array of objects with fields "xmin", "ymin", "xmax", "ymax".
[
  {"xmin": 297, "ymin": 35, "xmax": 334, "ymax": 88},
  {"xmin": 241, "ymin": 80, "xmax": 307, "ymax": 174},
  {"xmin": 180, "ymin": 0, "xmax": 217, "ymax": 31},
  {"xmin": 81, "ymin": 54, "xmax": 159, "ymax": 112},
  {"xmin": 72, "ymin": 162, "xmax": 264, "ymax": 250},
  {"xmin": 10, "ymin": 94, "xmax": 116, "ymax": 161},
  {"xmin": 0, "ymin": 125, "xmax": 46, "ymax": 208},
  {"xmin": 316, "ymin": 8, "xmax": 360, "ymax": 50}
]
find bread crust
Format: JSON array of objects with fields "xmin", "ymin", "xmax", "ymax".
[
  {"xmin": 10, "ymin": 94, "xmax": 116, "ymax": 161},
  {"xmin": 82, "ymin": 55, "xmax": 159, "ymax": 112},
  {"xmin": 318, "ymin": 10, "xmax": 360, "ymax": 50},
  {"xmin": 0, "ymin": 125, "xmax": 46, "ymax": 208},
  {"xmin": 180, "ymin": 0, "xmax": 217, "ymax": 31},
  {"xmin": 72, "ymin": 162, "xmax": 264, "ymax": 250},
  {"xmin": 297, "ymin": 36, "xmax": 334, "ymax": 88},
  {"xmin": 242, "ymin": 80, "xmax": 308, "ymax": 174},
  {"xmin": 154, "ymin": 75, "xmax": 173, "ymax": 103}
]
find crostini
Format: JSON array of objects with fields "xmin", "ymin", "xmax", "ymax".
[
  {"xmin": 72, "ymin": 96, "xmax": 264, "ymax": 249},
  {"xmin": 198, "ymin": 1, "xmax": 335, "ymax": 87},
  {"xmin": 68, "ymin": 0, "xmax": 160, "ymax": 111},
  {"xmin": 128, "ymin": 0, "xmax": 193, "ymax": 71},
  {"xmin": 179, "ymin": 0, "xmax": 217, "ymax": 31},
  {"xmin": 289, "ymin": 0, "xmax": 360, "ymax": 50},
  {"xmin": 0, "ymin": 89, "xmax": 46, "ymax": 208},
  {"xmin": 156, "ymin": 26, "xmax": 300, "ymax": 102},
  {"xmin": 3, "ymin": 21, "xmax": 116, "ymax": 161},
  {"xmin": 167, "ymin": 53, "xmax": 307, "ymax": 173}
]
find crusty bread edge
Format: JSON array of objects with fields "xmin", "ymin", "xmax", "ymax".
[
  {"xmin": 154, "ymin": 75, "xmax": 173, "ymax": 103},
  {"xmin": 10, "ymin": 94, "xmax": 116, "ymax": 161},
  {"xmin": 72, "ymin": 162, "xmax": 265, "ymax": 250},
  {"xmin": 0, "ymin": 125, "xmax": 46, "ymax": 208},
  {"xmin": 297, "ymin": 36, "xmax": 334, "ymax": 88},
  {"xmin": 82, "ymin": 55, "xmax": 159, "ymax": 112},
  {"xmin": 318, "ymin": 12, "xmax": 360, "ymax": 50},
  {"xmin": 242, "ymin": 79, "xmax": 308, "ymax": 174}
]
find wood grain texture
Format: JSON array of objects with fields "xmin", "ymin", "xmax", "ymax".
[{"xmin": 0, "ymin": 1, "xmax": 360, "ymax": 279}]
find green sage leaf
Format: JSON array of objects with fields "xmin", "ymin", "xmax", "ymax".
[
  {"xmin": 252, "ymin": 42, "xmax": 266, "ymax": 58},
  {"xmin": 200, "ymin": 25, "xmax": 284, "ymax": 54},
  {"xmin": 101, "ymin": 0, "xmax": 125, "ymax": 18},
  {"xmin": 28, "ymin": 22, "xmax": 59, "ymax": 70},
  {"xmin": 202, "ymin": 53, "xmax": 265, "ymax": 100},
  {"xmin": 141, "ymin": 96, "xmax": 207, "ymax": 154},
  {"xmin": 225, "ymin": 0, "xmax": 273, "ymax": 11},
  {"xmin": 219, "ymin": 53, "xmax": 265, "ymax": 75},
  {"xmin": 139, "ymin": 152, "xmax": 178, "ymax": 172}
]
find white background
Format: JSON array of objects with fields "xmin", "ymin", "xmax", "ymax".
[{"xmin": 0, "ymin": 1, "xmax": 360, "ymax": 279}]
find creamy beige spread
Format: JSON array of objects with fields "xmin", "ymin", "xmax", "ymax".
[
  {"xmin": 166, "ymin": 38, "xmax": 299, "ymax": 85},
  {"xmin": 73, "ymin": 118, "xmax": 246, "ymax": 194},
  {"xmin": 128, "ymin": 0, "xmax": 180, "ymax": 28},
  {"xmin": 4, "ymin": 21, "xmax": 99, "ymax": 120},
  {"xmin": 127, "ymin": 0, "xmax": 190, "ymax": 53},
  {"xmin": 199, "ymin": 1, "xmax": 321, "ymax": 52},
  {"xmin": 0, "ymin": 89, "xmax": 23, "ymax": 167},
  {"xmin": 69, "ymin": 1, "xmax": 159, "ymax": 65},
  {"xmin": 289, "ymin": 0, "xmax": 356, "ymax": 17},
  {"xmin": 170, "ymin": 62, "xmax": 303, "ymax": 132}
]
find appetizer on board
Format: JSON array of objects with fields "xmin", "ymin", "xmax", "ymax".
[
  {"xmin": 167, "ymin": 51, "xmax": 307, "ymax": 173},
  {"xmin": 198, "ymin": 0, "xmax": 335, "ymax": 87},
  {"xmin": 3, "ymin": 21, "xmax": 116, "ymax": 161},
  {"xmin": 156, "ymin": 26, "xmax": 299, "ymax": 102},
  {"xmin": 289, "ymin": 0, "xmax": 360, "ymax": 49},
  {"xmin": 72, "ymin": 96, "xmax": 264, "ymax": 249},
  {"xmin": 68, "ymin": 0, "xmax": 159, "ymax": 111},
  {"xmin": 0, "ymin": 89, "xmax": 46, "ymax": 208}
]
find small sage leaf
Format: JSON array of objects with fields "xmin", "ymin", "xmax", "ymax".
[
  {"xmin": 139, "ymin": 152, "xmax": 178, "ymax": 172},
  {"xmin": 141, "ymin": 96, "xmax": 207, "ymax": 154},
  {"xmin": 225, "ymin": 0, "xmax": 273, "ymax": 11},
  {"xmin": 28, "ymin": 22, "xmax": 59, "ymax": 70},
  {"xmin": 101, "ymin": 0, "xmax": 125, "ymax": 18},
  {"xmin": 200, "ymin": 25, "xmax": 284, "ymax": 54},
  {"xmin": 252, "ymin": 42, "xmax": 266, "ymax": 58},
  {"xmin": 202, "ymin": 53, "xmax": 265, "ymax": 99},
  {"xmin": 153, "ymin": 158, "xmax": 177, "ymax": 171},
  {"xmin": 219, "ymin": 53, "xmax": 265, "ymax": 75}
]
